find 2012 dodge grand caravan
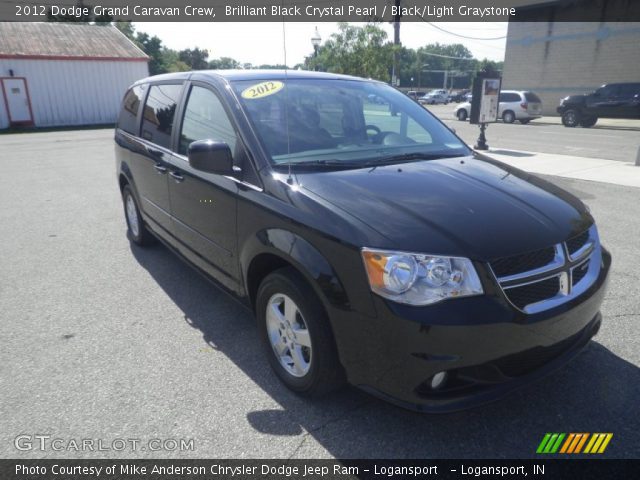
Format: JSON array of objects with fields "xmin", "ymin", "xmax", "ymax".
[{"xmin": 115, "ymin": 71, "xmax": 611, "ymax": 412}]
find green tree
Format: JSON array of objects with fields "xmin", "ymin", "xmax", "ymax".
[
  {"xmin": 413, "ymin": 43, "xmax": 475, "ymax": 89},
  {"xmin": 114, "ymin": 21, "xmax": 135, "ymax": 40},
  {"xmin": 135, "ymin": 32, "xmax": 166, "ymax": 75},
  {"xmin": 208, "ymin": 57, "xmax": 241, "ymax": 70},
  {"xmin": 178, "ymin": 48, "xmax": 210, "ymax": 70},
  {"xmin": 306, "ymin": 23, "xmax": 393, "ymax": 82}
]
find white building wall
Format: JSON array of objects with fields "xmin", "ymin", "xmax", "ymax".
[{"xmin": 0, "ymin": 58, "xmax": 148, "ymax": 129}]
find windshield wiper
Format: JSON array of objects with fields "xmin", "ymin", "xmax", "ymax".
[
  {"xmin": 276, "ymin": 152, "xmax": 466, "ymax": 170},
  {"xmin": 369, "ymin": 152, "xmax": 466, "ymax": 165},
  {"xmin": 277, "ymin": 159, "xmax": 366, "ymax": 169}
]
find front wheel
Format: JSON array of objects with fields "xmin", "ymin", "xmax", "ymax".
[
  {"xmin": 580, "ymin": 116, "xmax": 598, "ymax": 128},
  {"xmin": 502, "ymin": 110, "xmax": 516, "ymax": 124},
  {"xmin": 256, "ymin": 267, "xmax": 345, "ymax": 397},
  {"xmin": 457, "ymin": 109, "xmax": 468, "ymax": 121},
  {"xmin": 562, "ymin": 109, "xmax": 580, "ymax": 127}
]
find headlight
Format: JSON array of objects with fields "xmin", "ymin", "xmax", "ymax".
[{"xmin": 361, "ymin": 249, "xmax": 483, "ymax": 306}]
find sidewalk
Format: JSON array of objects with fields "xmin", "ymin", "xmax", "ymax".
[{"xmin": 483, "ymin": 148, "xmax": 640, "ymax": 188}]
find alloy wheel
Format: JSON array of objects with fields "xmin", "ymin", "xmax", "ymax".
[
  {"xmin": 266, "ymin": 293, "xmax": 312, "ymax": 377},
  {"xmin": 125, "ymin": 194, "xmax": 140, "ymax": 238}
]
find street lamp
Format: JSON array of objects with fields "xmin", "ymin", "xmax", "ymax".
[
  {"xmin": 311, "ymin": 26, "xmax": 321, "ymax": 57},
  {"xmin": 311, "ymin": 26, "xmax": 321, "ymax": 71}
]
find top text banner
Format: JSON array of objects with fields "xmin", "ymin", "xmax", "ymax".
[{"xmin": 4, "ymin": 0, "xmax": 640, "ymax": 22}]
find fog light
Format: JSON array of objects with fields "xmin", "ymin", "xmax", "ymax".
[{"xmin": 430, "ymin": 371, "xmax": 448, "ymax": 390}]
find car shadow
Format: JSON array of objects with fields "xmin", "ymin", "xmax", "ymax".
[
  {"xmin": 131, "ymin": 242, "xmax": 640, "ymax": 459},
  {"xmin": 488, "ymin": 149, "xmax": 535, "ymax": 157}
]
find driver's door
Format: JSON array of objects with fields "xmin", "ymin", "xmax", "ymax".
[
  {"xmin": 587, "ymin": 85, "xmax": 620, "ymax": 117},
  {"xmin": 167, "ymin": 83, "xmax": 240, "ymax": 288}
]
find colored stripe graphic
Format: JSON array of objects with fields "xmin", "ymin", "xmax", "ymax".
[
  {"xmin": 544, "ymin": 434, "xmax": 559, "ymax": 453},
  {"xmin": 538, "ymin": 433, "xmax": 613, "ymax": 454},
  {"xmin": 550, "ymin": 433, "xmax": 565, "ymax": 453},
  {"xmin": 584, "ymin": 434, "xmax": 598, "ymax": 453},
  {"xmin": 560, "ymin": 433, "xmax": 575, "ymax": 453},
  {"xmin": 598, "ymin": 434, "xmax": 613, "ymax": 453},
  {"xmin": 537, "ymin": 433, "xmax": 552, "ymax": 454},
  {"xmin": 574, "ymin": 433, "xmax": 589, "ymax": 453}
]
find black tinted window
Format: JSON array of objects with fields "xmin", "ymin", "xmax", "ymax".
[
  {"xmin": 499, "ymin": 92, "xmax": 521, "ymax": 103},
  {"xmin": 618, "ymin": 84, "xmax": 640, "ymax": 97},
  {"xmin": 179, "ymin": 86, "xmax": 237, "ymax": 155},
  {"xmin": 118, "ymin": 85, "xmax": 144, "ymax": 135},
  {"xmin": 524, "ymin": 92, "xmax": 541, "ymax": 103},
  {"xmin": 595, "ymin": 85, "xmax": 617, "ymax": 97},
  {"xmin": 141, "ymin": 84, "xmax": 182, "ymax": 149}
]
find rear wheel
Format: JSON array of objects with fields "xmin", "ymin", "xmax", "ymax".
[
  {"xmin": 457, "ymin": 109, "xmax": 468, "ymax": 121},
  {"xmin": 580, "ymin": 116, "xmax": 598, "ymax": 128},
  {"xmin": 122, "ymin": 185, "xmax": 155, "ymax": 246},
  {"xmin": 562, "ymin": 109, "xmax": 580, "ymax": 127},
  {"xmin": 502, "ymin": 110, "xmax": 516, "ymax": 124},
  {"xmin": 256, "ymin": 267, "xmax": 345, "ymax": 396}
]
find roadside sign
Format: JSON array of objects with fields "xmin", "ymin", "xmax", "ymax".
[{"xmin": 470, "ymin": 73, "xmax": 502, "ymax": 125}]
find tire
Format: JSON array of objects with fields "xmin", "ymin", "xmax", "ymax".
[
  {"xmin": 519, "ymin": 119, "xmax": 531, "ymax": 124},
  {"xmin": 502, "ymin": 110, "xmax": 516, "ymax": 124},
  {"xmin": 562, "ymin": 109, "xmax": 580, "ymax": 127},
  {"xmin": 580, "ymin": 116, "xmax": 598, "ymax": 128},
  {"xmin": 122, "ymin": 185, "xmax": 156, "ymax": 246},
  {"xmin": 256, "ymin": 267, "xmax": 345, "ymax": 397},
  {"xmin": 457, "ymin": 109, "xmax": 468, "ymax": 121}
]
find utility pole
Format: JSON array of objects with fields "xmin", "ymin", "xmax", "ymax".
[{"xmin": 391, "ymin": 0, "xmax": 401, "ymax": 87}]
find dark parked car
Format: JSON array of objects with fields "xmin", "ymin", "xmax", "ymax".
[
  {"xmin": 116, "ymin": 70, "xmax": 610, "ymax": 412},
  {"xmin": 557, "ymin": 82, "xmax": 640, "ymax": 127},
  {"xmin": 449, "ymin": 90, "xmax": 470, "ymax": 103}
]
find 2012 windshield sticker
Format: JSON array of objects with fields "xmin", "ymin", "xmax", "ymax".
[{"xmin": 241, "ymin": 81, "xmax": 284, "ymax": 100}]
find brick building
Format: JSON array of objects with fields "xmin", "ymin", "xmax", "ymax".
[{"xmin": 502, "ymin": 22, "xmax": 640, "ymax": 115}]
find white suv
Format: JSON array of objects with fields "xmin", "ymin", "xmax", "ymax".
[{"xmin": 454, "ymin": 90, "xmax": 543, "ymax": 124}]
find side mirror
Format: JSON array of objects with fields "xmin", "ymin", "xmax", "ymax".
[{"xmin": 188, "ymin": 140, "xmax": 234, "ymax": 175}]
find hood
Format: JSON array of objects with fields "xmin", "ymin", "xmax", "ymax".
[{"xmin": 296, "ymin": 155, "xmax": 592, "ymax": 260}]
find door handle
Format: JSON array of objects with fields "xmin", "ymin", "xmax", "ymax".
[
  {"xmin": 146, "ymin": 147, "xmax": 163, "ymax": 156},
  {"xmin": 169, "ymin": 171, "xmax": 184, "ymax": 183},
  {"xmin": 153, "ymin": 164, "xmax": 167, "ymax": 174}
]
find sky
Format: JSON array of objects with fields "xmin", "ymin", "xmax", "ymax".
[{"xmin": 133, "ymin": 22, "xmax": 508, "ymax": 66}]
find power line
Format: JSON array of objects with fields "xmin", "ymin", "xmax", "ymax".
[
  {"xmin": 423, "ymin": 22, "xmax": 507, "ymax": 41},
  {"xmin": 419, "ymin": 51, "xmax": 476, "ymax": 61}
]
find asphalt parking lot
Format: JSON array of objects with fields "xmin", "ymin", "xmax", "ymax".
[
  {"xmin": 1, "ymin": 128, "xmax": 639, "ymax": 459},
  {"xmin": 427, "ymin": 104, "xmax": 640, "ymax": 163}
]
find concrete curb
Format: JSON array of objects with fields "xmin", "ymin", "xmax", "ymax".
[{"xmin": 482, "ymin": 148, "xmax": 640, "ymax": 189}]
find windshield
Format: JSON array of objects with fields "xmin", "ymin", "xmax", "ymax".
[{"xmin": 231, "ymin": 78, "xmax": 469, "ymax": 167}]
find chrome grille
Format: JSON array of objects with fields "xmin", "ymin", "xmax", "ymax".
[
  {"xmin": 505, "ymin": 276, "xmax": 560, "ymax": 310},
  {"xmin": 566, "ymin": 230, "xmax": 590, "ymax": 256},
  {"xmin": 490, "ymin": 225, "xmax": 600, "ymax": 313},
  {"xmin": 490, "ymin": 247, "xmax": 556, "ymax": 278}
]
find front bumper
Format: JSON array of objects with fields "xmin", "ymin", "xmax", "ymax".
[{"xmin": 330, "ymin": 247, "xmax": 611, "ymax": 413}]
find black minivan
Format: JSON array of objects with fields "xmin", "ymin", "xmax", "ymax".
[{"xmin": 115, "ymin": 70, "xmax": 610, "ymax": 412}]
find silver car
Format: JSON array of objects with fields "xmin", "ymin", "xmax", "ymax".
[
  {"xmin": 420, "ymin": 91, "xmax": 450, "ymax": 105},
  {"xmin": 454, "ymin": 90, "xmax": 543, "ymax": 124}
]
